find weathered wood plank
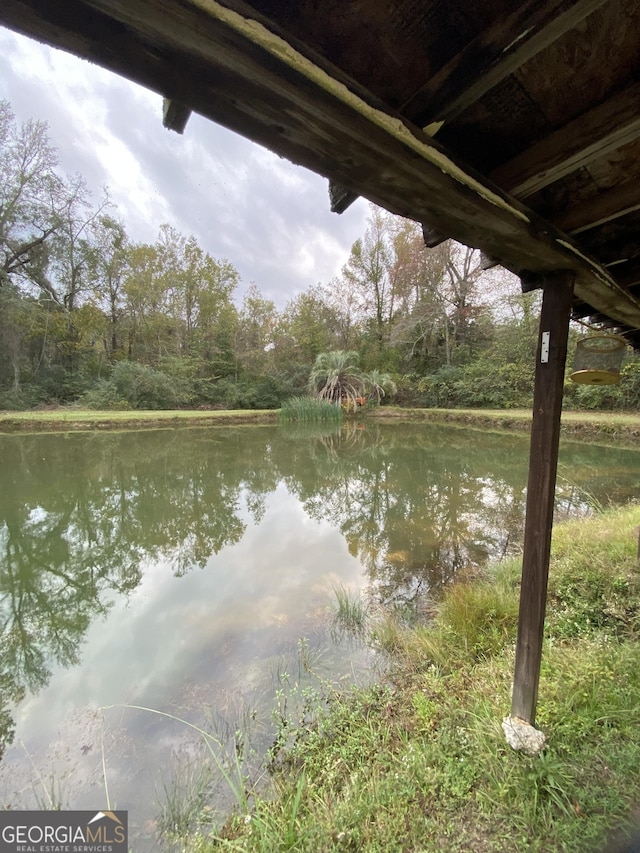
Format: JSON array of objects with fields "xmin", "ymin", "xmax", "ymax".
[
  {"xmin": 490, "ymin": 81, "xmax": 640, "ymax": 198},
  {"xmin": 579, "ymin": 209, "xmax": 640, "ymax": 266},
  {"xmin": 421, "ymin": 225, "xmax": 447, "ymax": 248},
  {"xmin": 554, "ymin": 179, "xmax": 640, "ymax": 235},
  {"xmin": 2, "ymin": 0, "xmax": 640, "ymax": 329},
  {"xmin": 614, "ymin": 258, "xmax": 640, "ymax": 290},
  {"xmin": 162, "ymin": 98, "xmax": 192, "ymax": 133},
  {"xmin": 328, "ymin": 181, "xmax": 359, "ymax": 214},
  {"xmin": 511, "ymin": 270, "xmax": 575, "ymax": 726},
  {"xmin": 401, "ymin": 0, "xmax": 609, "ymax": 130},
  {"xmin": 480, "ymin": 252, "xmax": 500, "ymax": 270}
]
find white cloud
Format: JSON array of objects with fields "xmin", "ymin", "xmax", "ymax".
[{"xmin": 0, "ymin": 26, "xmax": 370, "ymax": 306}]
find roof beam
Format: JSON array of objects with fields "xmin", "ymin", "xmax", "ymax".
[
  {"xmin": 422, "ymin": 225, "xmax": 447, "ymax": 248},
  {"xmin": 553, "ymin": 179, "xmax": 640, "ymax": 235},
  {"xmin": 328, "ymin": 181, "xmax": 358, "ymax": 214},
  {"xmin": 490, "ymin": 82, "xmax": 640, "ymax": 198},
  {"xmin": 613, "ymin": 258, "xmax": 640, "ymax": 290},
  {"xmin": 2, "ymin": 0, "xmax": 640, "ymax": 329},
  {"xmin": 401, "ymin": 0, "xmax": 609, "ymax": 131},
  {"xmin": 580, "ymin": 218, "xmax": 640, "ymax": 267},
  {"xmin": 162, "ymin": 98, "xmax": 192, "ymax": 133},
  {"xmin": 336, "ymin": 0, "xmax": 608, "ymax": 213}
]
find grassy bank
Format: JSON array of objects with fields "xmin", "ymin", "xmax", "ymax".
[
  {"xmin": 0, "ymin": 407, "xmax": 278, "ymax": 433},
  {"xmin": 188, "ymin": 505, "xmax": 640, "ymax": 852},
  {"xmin": 1, "ymin": 405, "xmax": 640, "ymax": 443},
  {"xmin": 370, "ymin": 407, "xmax": 640, "ymax": 445}
]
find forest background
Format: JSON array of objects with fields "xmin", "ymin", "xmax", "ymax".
[{"xmin": 2, "ymin": 99, "xmax": 639, "ymax": 413}]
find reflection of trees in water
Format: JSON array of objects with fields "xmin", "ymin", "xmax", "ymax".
[
  {"xmin": 0, "ymin": 429, "xmax": 275, "ymax": 758},
  {"xmin": 286, "ymin": 425, "xmax": 530, "ymax": 608},
  {"xmin": 0, "ymin": 424, "xmax": 637, "ymax": 758}
]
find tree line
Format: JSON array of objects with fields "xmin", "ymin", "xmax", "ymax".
[{"xmin": 1, "ymin": 99, "xmax": 638, "ymax": 412}]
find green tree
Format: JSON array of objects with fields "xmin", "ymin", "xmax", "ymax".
[
  {"xmin": 0, "ymin": 100, "xmax": 65, "ymax": 300},
  {"xmin": 235, "ymin": 283, "xmax": 277, "ymax": 378},
  {"xmin": 341, "ymin": 205, "xmax": 396, "ymax": 348},
  {"xmin": 87, "ymin": 214, "xmax": 130, "ymax": 361},
  {"xmin": 272, "ymin": 285, "xmax": 342, "ymax": 380}
]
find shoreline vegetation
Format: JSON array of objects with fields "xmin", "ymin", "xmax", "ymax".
[
  {"xmin": 1, "ymin": 405, "xmax": 640, "ymax": 446},
  {"xmin": 198, "ymin": 504, "xmax": 640, "ymax": 853},
  {"xmin": 3, "ymin": 409, "xmax": 640, "ymax": 850}
]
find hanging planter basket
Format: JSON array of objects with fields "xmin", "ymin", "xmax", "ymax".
[{"xmin": 569, "ymin": 334, "xmax": 626, "ymax": 385}]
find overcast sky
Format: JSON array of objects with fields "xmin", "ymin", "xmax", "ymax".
[{"xmin": 0, "ymin": 25, "xmax": 372, "ymax": 308}]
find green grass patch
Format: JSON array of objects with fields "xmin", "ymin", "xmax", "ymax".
[
  {"xmin": 370, "ymin": 407, "xmax": 640, "ymax": 446},
  {"xmin": 331, "ymin": 584, "xmax": 367, "ymax": 638},
  {"xmin": 279, "ymin": 396, "xmax": 344, "ymax": 424},
  {"xmin": 0, "ymin": 408, "xmax": 277, "ymax": 433},
  {"xmin": 189, "ymin": 504, "xmax": 640, "ymax": 852}
]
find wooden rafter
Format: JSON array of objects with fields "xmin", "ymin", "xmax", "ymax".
[
  {"xmin": 614, "ymin": 258, "xmax": 640, "ymax": 290},
  {"xmin": 400, "ymin": 0, "xmax": 609, "ymax": 131},
  {"xmin": 162, "ymin": 99, "xmax": 192, "ymax": 134},
  {"xmin": 490, "ymin": 81, "xmax": 640, "ymax": 198},
  {"xmin": 554, "ymin": 179, "xmax": 640, "ymax": 235},
  {"xmin": 329, "ymin": 0, "xmax": 609, "ymax": 216}
]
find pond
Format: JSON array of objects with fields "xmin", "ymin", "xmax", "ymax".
[{"xmin": 1, "ymin": 421, "xmax": 639, "ymax": 848}]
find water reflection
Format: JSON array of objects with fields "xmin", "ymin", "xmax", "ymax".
[{"xmin": 0, "ymin": 424, "xmax": 639, "ymax": 839}]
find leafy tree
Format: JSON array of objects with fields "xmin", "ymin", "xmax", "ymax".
[
  {"xmin": 155, "ymin": 224, "xmax": 238, "ymax": 373},
  {"xmin": 342, "ymin": 206, "xmax": 395, "ymax": 346},
  {"xmin": 274, "ymin": 285, "xmax": 342, "ymax": 371},
  {"xmin": 235, "ymin": 282, "xmax": 277, "ymax": 378},
  {"xmin": 0, "ymin": 100, "xmax": 65, "ymax": 300},
  {"xmin": 87, "ymin": 214, "xmax": 130, "ymax": 360}
]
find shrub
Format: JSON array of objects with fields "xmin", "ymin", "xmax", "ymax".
[{"xmin": 79, "ymin": 361, "xmax": 190, "ymax": 410}]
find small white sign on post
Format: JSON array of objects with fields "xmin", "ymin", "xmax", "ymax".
[{"xmin": 541, "ymin": 331, "xmax": 550, "ymax": 363}]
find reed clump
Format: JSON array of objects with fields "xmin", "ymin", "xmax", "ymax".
[{"xmin": 279, "ymin": 396, "xmax": 344, "ymax": 424}]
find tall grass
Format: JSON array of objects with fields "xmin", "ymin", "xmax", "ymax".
[
  {"xmin": 331, "ymin": 584, "xmax": 367, "ymax": 638},
  {"xmin": 202, "ymin": 504, "xmax": 640, "ymax": 853},
  {"xmin": 278, "ymin": 396, "xmax": 343, "ymax": 424}
]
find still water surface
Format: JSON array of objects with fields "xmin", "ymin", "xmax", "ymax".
[{"xmin": 1, "ymin": 422, "xmax": 638, "ymax": 847}]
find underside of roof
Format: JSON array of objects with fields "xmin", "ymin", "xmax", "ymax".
[{"xmin": 3, "ymin": 0, "xmax": 640, "ymax": 346}]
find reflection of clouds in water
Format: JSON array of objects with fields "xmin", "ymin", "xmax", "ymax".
[
  {"xmin": 4, "ymin": 425, "xmax": 636, "ymax": 844},
  {"xmin": 0, "ymin": 482, "xmax": 364, "ymax": 839}
]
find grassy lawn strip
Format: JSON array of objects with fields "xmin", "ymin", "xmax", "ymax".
[
  {"xmin": 370, "ymin": 407, "xmax": 640, "ymax": 444},
  {"xmin": 0, "ymin": 408, "xmax": 277, "ymax": 432},
  {"xmin": 197, "ymin": 505, "xmax": 640, "ymax": 852},
  {"xmin": 2, "ymin": 406, "xmax": 640, "ymax": 443}
]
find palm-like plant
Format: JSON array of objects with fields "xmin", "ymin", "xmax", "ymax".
[
  {"xmin": 308, "ymin": 350, "xmax": 365, "ymax": 408},
  {"xmin": 364, "ymin": 369, "xmax": 397, "ymax": 404}
]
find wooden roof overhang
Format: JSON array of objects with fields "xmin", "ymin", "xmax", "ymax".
[{"xmin": 3, "ymin": 0, "xmax": 640, "ymax": 346}]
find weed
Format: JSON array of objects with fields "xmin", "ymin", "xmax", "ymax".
[
  {"xmin": 331, "ymin": 584, "xmax": 367, "ymax": 639},
  {"xmin": 157, "ymin": 751, "xmax": 217, "ymax": 840}
]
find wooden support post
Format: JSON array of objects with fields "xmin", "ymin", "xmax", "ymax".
[{"xmin": 510, "ymin": 270, "xmax": 575, "ymax": 726}]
